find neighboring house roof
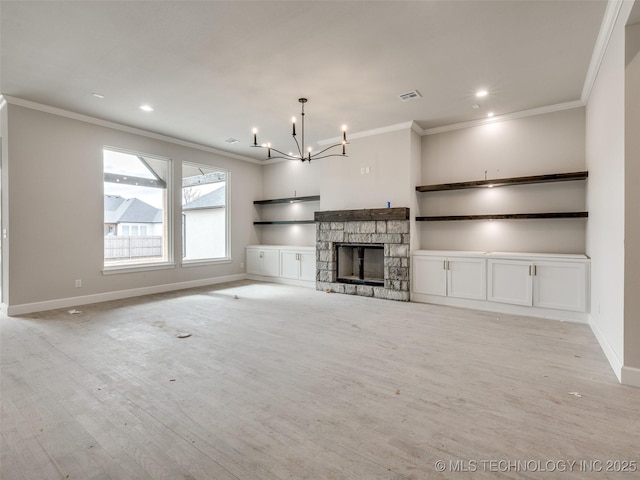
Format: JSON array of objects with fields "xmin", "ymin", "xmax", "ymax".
[
  {"xmin": 104, "ymin": 195, "xmax": 162, "ymax": 224},
  {"xmin": 183, "ymin": 186, "xmax": 225, "ymax": 211}
]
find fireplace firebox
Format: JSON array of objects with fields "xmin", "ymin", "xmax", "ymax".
[{"xmin": 335, "ymin": 243, "xmax": 384, "ymax": 286}]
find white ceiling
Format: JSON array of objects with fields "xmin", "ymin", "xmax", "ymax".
[{"xmin": 1, "ymin": 1, "xmax": 609, "ymax": 162}]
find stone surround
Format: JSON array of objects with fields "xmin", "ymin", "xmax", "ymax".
[{"xmin": 315, "ymin": 208, "xmax": 410, "ymax": 301}]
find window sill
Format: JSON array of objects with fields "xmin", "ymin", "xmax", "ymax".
[
  {"xmin": 102, "ymin": 262, "xmax": 177, "ymax": 275},
  {"xmin": 181, "ymin": 258, "xmax": 232, "ymax": 268}
]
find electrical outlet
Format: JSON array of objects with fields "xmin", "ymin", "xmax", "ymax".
[{"xmin": 75, "ymin": 279, "xmax": 82, "ymax": 288}]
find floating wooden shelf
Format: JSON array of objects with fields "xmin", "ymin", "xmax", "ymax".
[
  {"xmin": 315, "ymin": 207, "xmax": 410, "ymax": 222},
  {"xmin": 415, "ymin": 171, "xmax": 588, "ymax": 192},
  {"xmin": 416, "ymin": 212, "xmax": 588, "ymax": 222},
  {"xmin": 253, "ymin": 220, "xmax": 316, "ymax": 225},
  {"xmin": 254, "ymin": 195, "xmax": 320, "ymax": 205}
]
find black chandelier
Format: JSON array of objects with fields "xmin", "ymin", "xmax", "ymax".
[{"xmin": 251, "ymin": 98, "xmax": 348, "ymax": 162}]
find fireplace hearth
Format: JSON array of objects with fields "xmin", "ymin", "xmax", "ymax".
[{"xmin": 315, "ymin": 207, "xmax": 410, "ymax": 301}]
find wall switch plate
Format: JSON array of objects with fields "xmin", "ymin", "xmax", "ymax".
[{"xmin": 75, "ymin": 279, "xmax": 82, "ymax": 288}]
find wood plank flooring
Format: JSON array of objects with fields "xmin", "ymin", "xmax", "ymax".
[{"xmin": 1, "ymin": 281, "xmax": 638, "ymax": 479}]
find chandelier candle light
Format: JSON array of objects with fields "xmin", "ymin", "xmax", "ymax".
[{"xmin": 251, "ymin": 98, "xmax": 348, "ymax": 162}]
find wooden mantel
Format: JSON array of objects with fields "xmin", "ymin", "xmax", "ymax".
[{"xmin": 315, "ymin": 207, "xmax": 410, "ymax": 223}]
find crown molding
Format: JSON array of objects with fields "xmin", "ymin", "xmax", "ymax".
[
  {"xmin": 1, "ymin": 95, "xmax": 262, "ymax": 165},
  {"xmin": 423, "ymin": 100, "xmax": 585, "ymax": 136},
  {"xmin": 319, "ymin": 101, "xmax": 585, "ymax": 143},
  {"xmin": 317, "ymin": 121, "xmax": 419, "ymax": 146},
  {"xmin": 581, "ymin": 0, "xmax": 626, "ymax": 104}
]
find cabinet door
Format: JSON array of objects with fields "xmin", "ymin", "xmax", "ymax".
[
  {"xmin": 262, "ymin": 249, "xmax": 280, "ymax": 277},
  {"xmin": 299, "ymin": 251, "xmax": 316, "ymax": 282},
  {"xmin": 246, "ymin": 249, "xmax": 263, "ymax": 275},
  {"xmin": 447, "ymin": 258, "xmax": 486, "ymax": 300},
  {"xmin": 533, "ymin": 261, "xmax": 587, "ymax": 312},
  {"xmin": 487, "ymin": 259, "xmax": 532, "ymax": 306},
  {"xmin": 280, "ymin": 251, "xmax": 300, "ymax": 279},
  {"xmin": 412, "ymin": 256, "xmax": 447, "ymax": 296}
]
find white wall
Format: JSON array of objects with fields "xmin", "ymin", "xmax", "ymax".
[
  {"xmin": 585, "ymin": 4, "xmax": 629, "ymax": 381},
  {"xmin": 3, "ymin": 103, "xmax": 261, "ymax": 310},
  {"xmin": 419, "ymin": 108, "xmax": 587, "ymax": 253},
  {"xmin": 624, "ymin": 20, "xmax": 640, "ymax": 377},
  {"xmin": 320, "ymin": 128, "xmax": 415, "ymax": 212},
  {"xmin": 257, "ymin": 159, "xmax": 322, "ymax": 246},
  {"xmin": 0, "ymin": 99, "xmax": 8, "ymax": 304}
]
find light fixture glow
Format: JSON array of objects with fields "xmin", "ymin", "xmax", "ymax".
[
  {"xmin": 92, "ymin": 93, "xmax": 105, "ymax": 99},
  {"xmin": 487, "ymin": 112, "xmax": 495, "ymax": 118},
  {"xmin": 139, "ymin": 104, "xmax": 154, "ymax": 112},
  {"xmin": 476, "ymin": 89, "xmax": 488, "ymax": 98}
]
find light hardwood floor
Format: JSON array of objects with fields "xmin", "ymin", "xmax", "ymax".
[{"xmin": 1, "ymin": 281, "xmax": 638, "ymax": 479}]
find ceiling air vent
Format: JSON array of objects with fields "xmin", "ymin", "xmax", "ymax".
[{"xmin": 398, "ymin": 90, "xmax": 422, "ymax": 102}]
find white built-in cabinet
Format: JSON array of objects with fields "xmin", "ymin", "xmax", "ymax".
[
  {"xmin": 487, "ymin": 256, "xmax": 588, "ymax": 312},
  {"xmin": 246, "ymin": 245, "xmax": 316, "ymax": 286},
  {"xmin": 246, "ymin": 246, "xmax": 280, "ymax": 277},
  {"xmin": 280, "ymin": 249, "xmax": 316, "ymax": 282},
  {"xmin": 412, "ymin": 252, "xmax": 486, "ymax": 300},
  {"xmin": 412, "ymin": 250, "xmax": 590, "ymax": 321}
]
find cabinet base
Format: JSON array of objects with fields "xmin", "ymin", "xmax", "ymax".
[{"xmin": 411, "ymin": 292, "xmax": 589, "ymax": 323}]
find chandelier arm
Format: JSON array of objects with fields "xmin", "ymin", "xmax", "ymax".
[
  {"xmin": 251, "ymin": 145, "xmax": 299, "ymax": 161},
  {"xmin": 308, "ymin": 153, "xmax": 349, "ymax": 161},
  {"xmin": 268, "ymin": 146, "xmax": 299, "ymax": 159},
  {"xmin": 310, "ymin": 142, "xmax": 349, "ymax": 157},
  {"xmin": 292, "ymin": 135, "xmax": 304, "ymax": 158},
  {"xmin": 267, "ymin": 155, "xmax": 302, "ymax": 161}
]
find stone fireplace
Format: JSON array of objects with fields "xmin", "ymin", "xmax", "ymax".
[{"xmin": 315, "ymin": 208, "xmax": 410, "ymax": 301}]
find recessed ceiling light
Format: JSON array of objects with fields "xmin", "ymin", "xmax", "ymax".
[
  {"xmin": 139, "ymin": 104, "xmax": 154, "ymax": 112},
  {"xmin": 487, "ymin": 112, "xmax": 495, "ymax": 117},
  {"xmin": 225, "ymin": 138, "xmax": 240, "ymax": 144},
  {"xmin": 92, "ymin": 93, "xmax": 105, "ymax": 99},
  {"xmin": 476, "ymin": 89, "xmax": 488, "ymax": 98},
  {"xmin": 472, "ymin": 104, "xmax": 480, "ymax": 110}
]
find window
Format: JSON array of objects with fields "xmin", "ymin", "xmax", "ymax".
[
  {"xmin": 103, "ymin": 148, "xmax": 171, "ymax": 268},
  {"xmin": 181, "ymin": 162, "xmax": 228, "ymax": 262}
]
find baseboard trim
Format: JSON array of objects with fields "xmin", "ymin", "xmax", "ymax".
[
  {"xmin": 621, "ymin": 366, "xmax": 640, "ymax": 388},
  {"xmin": 588, "ymin": 315, "xmax": 623, "ymax": 382},
  {"xmin": 410, "ymin": 293, "xmax": 589, "ymax": 323},
  {"xmin": 5, "ymin": 274, "xmax": 248, "ymax": 316}
]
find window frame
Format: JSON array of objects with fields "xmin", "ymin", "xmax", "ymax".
[
  {"xmin": 102, "ymin": 146, "xmax": 175, "ymax": 274},
  {"xmin": 180, "ymin": 161, "xmax": 231, "ymax": 267}
]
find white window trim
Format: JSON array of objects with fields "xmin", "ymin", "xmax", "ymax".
[
  {"xmin": 181, "ymin": 163, "xmax": 230, "ymax": 262},
  {"xmin": 181, "ymin": 257, "xmax": 232, "ymax": 268},
  {"xmin": 103, "ymin": 146, "xmax": 174, "ymax": 268},
  {"xmin": 102, "ymin": 262, "xmax": 177, "ymax": 275}
]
